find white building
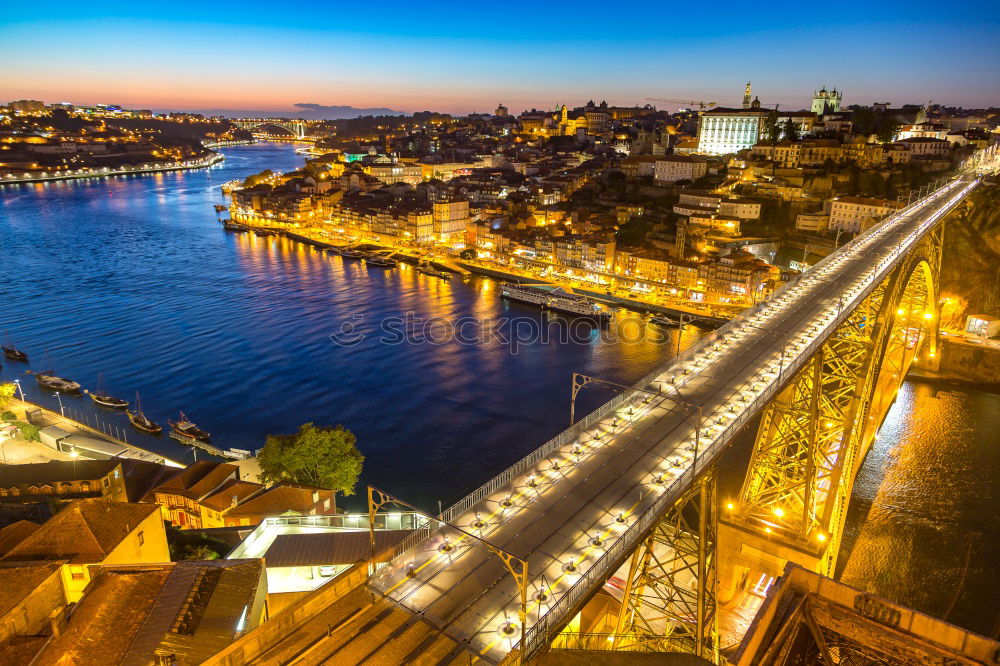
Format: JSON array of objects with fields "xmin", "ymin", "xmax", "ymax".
[
  {"xmin": 810, "ymin": 87, "xmax": 842, "ymax": 115},
  {"xmin": 795, "ymin": 212, "xmax": 830, "ymax": 233},
  {"xmin": 653, "ymin": 155, "xmax": 708, "ymax": 183},
  {"xmin": 829, "ymin": 196, "xmax": 904, "ymax": 232},
  {"xmin": 697, "ymin": 108, "xmax": 768, "ymax": 155}
]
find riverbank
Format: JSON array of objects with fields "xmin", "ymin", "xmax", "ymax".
[
  {"xmin": 5, "ymin": 398, "xmax": 183, "ymax": 467},
  {"xmin": 1, "ymin": 152, "xmax": 225, "ymax": 185},
  {"xmin": 910, "ymin": 335, "xmax": 1000, "ymax": 387}
]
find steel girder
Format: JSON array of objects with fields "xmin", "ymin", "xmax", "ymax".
[
  {"xmin": 733, "ymin": 228, "xmax": 942, "ymax": 577},
  {"xmin": 614, "ymin": 470, "xmax": 719, "ymax": 662}
]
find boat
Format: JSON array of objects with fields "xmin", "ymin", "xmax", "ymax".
[
  {"xmin": 365, "ymin": 254, "xmax": 397, "ymax": 268},
  {"xmin": 2, "ymin": 345, "xmax": 28, "ymax": 362},
  {"xmin": 547, "ymin": 291, "xmax": 613, "ymax": 322},
  {"xmin": 86, "ymin": 374, "xmax": 129, "ymax": 409},
  {"xmin": 222, "ymin": 220, "xmax": 248, "ymax": 231},
  {"xmin": 416, "ymin": 263, "xmax": 452, "ymax": 280},
  {"xmin": 339, "ymin": 248, "xmax": 363, "ymax": 259},
  {"xmin": 169, "ymin": 413, "xmax": 211, "ymax": 444},
  {"xmin": 28, "ymin": 370, "xmax": 82, "ymax": 393},
  {"xmin": 325, "ymin": 246, "xmax": 342, "ymax": 255},
  {"xmin": 127, "ymin": 392, "xmax": 162, "ymax": 434},
  {"xmin": 650, "ymin": 315, "xmax": 677, "ymax": 327},
  {"xmin": 253, "ymin": 228, "xmax": 278, "ymax": 237},
  {"xmin": 500, "ymin": 282, "xmax": 550, "ymax": 307},
  {"xmin": 214, "ymin": 204, "xmax": 227, "ymax": 212}
]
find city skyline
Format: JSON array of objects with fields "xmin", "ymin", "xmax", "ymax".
[{"xmin": 3, "ymin": 0, "xmax": 1000, "ymax": 114}]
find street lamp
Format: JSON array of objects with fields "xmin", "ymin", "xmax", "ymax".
[{"xmin": 54, "ymin": 392, "xmax": 64, "ymax": 417}]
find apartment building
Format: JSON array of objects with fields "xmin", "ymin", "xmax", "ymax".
[{"xmin": 829, "ymin": 196, "xmax": 904, "ymax": 232}]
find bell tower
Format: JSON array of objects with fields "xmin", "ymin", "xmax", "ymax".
[{"xmin": 742, "ymin": 82, "xmax": 752, "ymax": 109}]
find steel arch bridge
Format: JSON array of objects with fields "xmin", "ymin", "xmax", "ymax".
[
  {"xmin": 231, "ymin": 118, "xmax": 308, "ymax": 138},
  {"xmin": 240, "ymin": 152, "xmax": 997, "ymax": 666}
]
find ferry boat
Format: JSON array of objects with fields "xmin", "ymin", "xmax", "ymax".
[
  {"xmin": 28, "ymin": 370, "xmax": 82, "ymax": 394},
  {"xmin": 547, "ymin": 291, "xmax": 613, "ymax": 322},
  {"xmin": 500, "ymin": 283, "xmax": 550, "ymax": 306},
  {"xmin": 220, "ymin": 180, "xmax": 242, "ymax": 194},
  {"xmin": 168, "ymin": 413, "xmax": 211, "ymax": 444},
  {"xmin": 127, "ymin": 392, "xmax": 162, "ymax": 435}
]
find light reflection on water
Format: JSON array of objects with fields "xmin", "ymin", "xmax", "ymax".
[
  {"xmin": 0, "ymin": 142, "xmax": 696, "ymax": 511},
  {"xmin": 839, "ymin": 380, "xmax": 1000, "ymax": 637}
]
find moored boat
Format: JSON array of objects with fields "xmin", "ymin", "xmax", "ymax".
[
  {"xmin": 222, "ymin": 220, "xmax": 248, "ymax": 231},
  {"xmin": 547, "ymin": 291, "xmax": 613, "ymax": 322},
  {"xmin": 500, "ymin": 282, "xmax": 550, "ymax": 307},
  {"xmin": 2, "ymin": 345, "xmax": 28, "ymax": 362},
  {"xmin": 253, "ymin": 228, "xmax": 278, "ymax": 237},
  {"xmin": 28, "ymin": 370, "xmax": 82, "ymax": 393},
  {"xmin": 214, "ymin": 204, "xmax": 227, "ymax": 212},
  {"xmin": 85, "ymin": 374, "xmax": 129, "ymax": 409},
  {"xmin": 416, "ymin": 264, "xmax": 452, "ymax": 280},
  {"xmin": 128, "ymin": 392, "xmax": 162, "ymax": 434},
  {"xmin": 365, "ymin": 254, "xmax": 397, "ymax": 268},
  {"xmin": 169, "ymin": 413, "xmax": 211, "ymax": 444},
  {"xmin": 339, "ymin": 248, "xmax": 363, "ymax": 259}
]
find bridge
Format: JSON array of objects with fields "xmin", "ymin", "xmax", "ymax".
[
  {"xmin": 231, "ymin": 118, "xmax": 309, "ymax": 139},
  {"xmin": 213, "ymin": 148, "xmax": 998, "ymax": 666}
]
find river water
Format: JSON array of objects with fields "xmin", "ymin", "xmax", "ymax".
[
  {"xmin": 1, "ymin": 142, "xmax": 996, "ymax": 637},
  {"xmin": 0, "ymin": 143, "xmax": 696, "ymax": 508}
]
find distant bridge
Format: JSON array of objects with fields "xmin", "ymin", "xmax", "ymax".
[{"xmin": 231, "ymin": 118, "xmax": 309, "ymax": 139}]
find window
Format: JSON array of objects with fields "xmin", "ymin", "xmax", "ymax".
[
  {"xmin": 80, "ymin": 482, "xmax": 90, "ymax": 492},
  {"xmin": 103, "ymin": 478, "xmax": 109, "ymax": 487},
  {"xmin": 70, "ymin": 566, "xmax": 85, "ymax": 581}
]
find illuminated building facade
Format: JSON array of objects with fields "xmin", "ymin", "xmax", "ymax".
[{"xmin": 697, "ymin": 106, "xmax": 767, "ymax": 155}]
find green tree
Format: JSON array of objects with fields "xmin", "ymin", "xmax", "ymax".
[
  {"xmin": 782, "ymin": 118, "xmax": 799, "ymax": 142},
  {"xmin": 761, "ymin": 110, "xmax": 781, "ymax": 143},
  {"xmin": 876, "ymin": 118, "xmax": 901, "ymax": 144},
  {"xmin": 259, "ymin": 423, "xmax": 364, "ymax": 495},
  {"xmin": 242, "ymin": 169, "xmax": 274, "ymax": 188},
  {"xmin": 459, "ymin": 248, "xmax": 477, "ymax": 260},
  {"xmin": 0, "ymin": 383, "xmax": 15, "ymax": 409}
]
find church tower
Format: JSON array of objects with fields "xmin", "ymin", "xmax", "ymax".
[{"xmin": 742, "ymin": 82, "xmax": 753, "ymax": 109}]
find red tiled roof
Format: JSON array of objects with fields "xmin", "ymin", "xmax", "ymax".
[{"xmin": 143, "ymin": 461, "xmax": 238, "ymax": 502}]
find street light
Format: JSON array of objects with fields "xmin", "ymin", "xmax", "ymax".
[{"xmin": 54, "ymin": 392, "xmax": 64, "ymax": 417}]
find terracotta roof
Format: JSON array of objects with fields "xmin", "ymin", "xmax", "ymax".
[
  {"xmin": 1, "ymin": 499, "xmax": 159, "ymax": 563},
  {"xmin": 0, "ymin": 561, "xmax": 63, "ymax": 619},
  {"xmin": 225, "ymin": 484, "xmax": 334, "ymax": 518},
  {"xmin": 0, "ymin": 520, "xmax": 40, "ymax": 556},
  {"xmin": 143, "ymin": 461, "xmax": 238, "ymax": 502},
  {"xmin": 0, "ymin": 460, "xmax": 120, "ymax": 488},
  {"xmin": 34, "ymin": 566, "xmax": 172, "ymax": 665},
  {"xmin": 201, "ymin": 479, "xmax": 264, "ymax": 512}
]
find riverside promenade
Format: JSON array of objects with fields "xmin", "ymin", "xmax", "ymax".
[
  {"xmin": 1, "ymin": 152, "xmax": 224, "ymax": 185},
  {"xmin": 3, "ymin": 398, "xmax": 183, "ymax": 467}
]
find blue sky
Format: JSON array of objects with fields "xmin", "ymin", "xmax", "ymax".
[{"xmin": 2, "ymin": 1, "xmax": 998, "ymax": 113}]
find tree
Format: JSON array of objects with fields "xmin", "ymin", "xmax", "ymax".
[
  {"xmin": 0, "ymin": 383, "xmax": 15, "ymax": 409},
  {"xmin": 761, "ymin": 111, "xmax": 781, "ymax": 143},
  {"xmin": 876, "ymin": 118, "xmax": 901, "ymax": 144},
  {"xmin": 459, "ymin": 248, "xmax": 477, "ymax": 260},
  {"xmin": 242, "ymin": 169, "xmax": 274, "ymax": 188},
  {"xmin": 259, "ymin": 423, "xmax": 364, "ymax": 495},
  {"xmin": 782, "ymin": 118, "xmax": 799, "ymax": 142}
]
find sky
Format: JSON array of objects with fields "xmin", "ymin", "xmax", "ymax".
[{"xmin": 2, "ymin": 1, "xmax": 999, "ymax": 115}]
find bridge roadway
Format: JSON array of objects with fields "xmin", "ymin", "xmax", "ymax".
[{"xmin": 363, "ymin": 176, "xmax": 981, "ymax": 664}]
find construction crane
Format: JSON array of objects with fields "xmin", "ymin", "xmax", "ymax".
[{"xmin": 646, "ymin": 98, "xmax": 717, "ymax": 111}]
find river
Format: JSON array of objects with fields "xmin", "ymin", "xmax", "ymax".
[
  {"xmin": 0, "ymin": 142, "xmax": 696, "ymax": 508},
  {"xmin": 1, "ymin": 142, "xmax": 996, "ymax": 638}
]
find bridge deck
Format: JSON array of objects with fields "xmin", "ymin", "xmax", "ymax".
[{"xmin": 366, "ymin": 177, "xmax": 980, "ymax": 663}]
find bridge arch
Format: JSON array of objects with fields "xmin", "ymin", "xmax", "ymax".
[{"xmin": 719, "ymin": 230, "xmax": 943, "ymax": 602}]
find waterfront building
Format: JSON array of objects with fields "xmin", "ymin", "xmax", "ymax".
[
  {"xmin": 0, "ymin": 499, "xmax": 169, "ymax": 602},
  {"xmin": 0, "ymin": 460, "xmax": 128, "ymax": 502},
  {"xmin": 432, "ymin": 199, "xmax": 470, "ymax": 243},
  {"xmin": 829, "ymin": 196, "xmax": 905, "ymax": 232}
]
